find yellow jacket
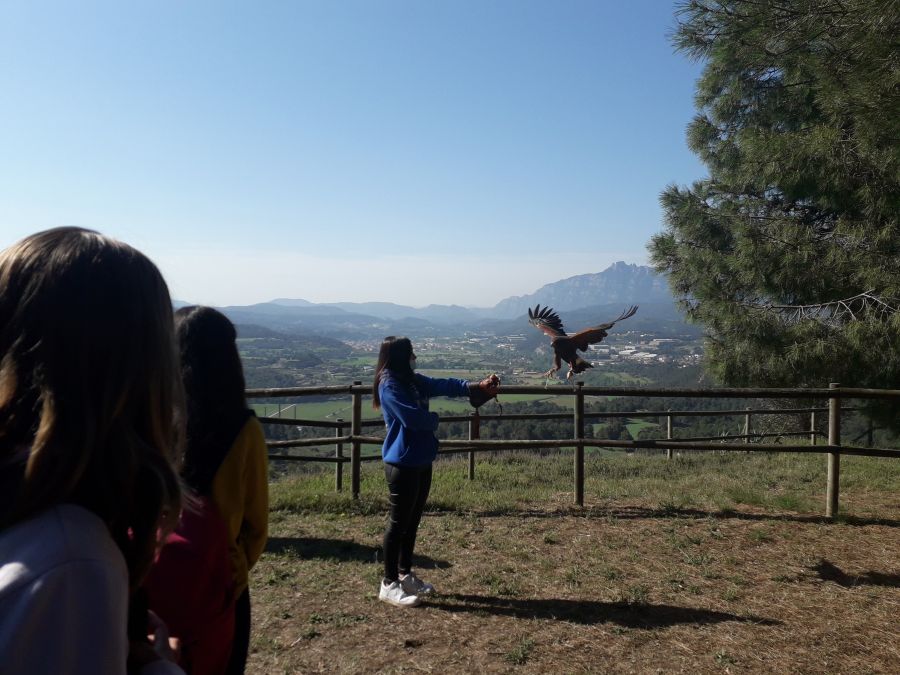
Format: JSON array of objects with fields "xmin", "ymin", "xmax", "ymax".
[{"xmin": 210, "ymin": 415, "xmax": 269, "ymax": 597}]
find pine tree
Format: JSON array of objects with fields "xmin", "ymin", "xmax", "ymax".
[{"xmin": 650, "ymin": 1, "xmax": 900, "ymax": 391}]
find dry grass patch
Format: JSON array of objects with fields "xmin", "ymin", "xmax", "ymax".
[{"xmin": 249, "ymin": 455, "xmax": 900, "ymax": 674}]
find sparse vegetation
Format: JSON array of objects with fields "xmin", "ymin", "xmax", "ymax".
[
  {"xmin": 249, "ymin": 452, "xmax": 900, "ymax": 673},
  {"xmin": 504, "ymin": 636, "xmax": 536, "ymax": 665}
]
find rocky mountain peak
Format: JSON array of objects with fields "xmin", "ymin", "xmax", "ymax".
[{"xmin": 492, "ymin": 262, "xmax": 670, "ymax": 318}]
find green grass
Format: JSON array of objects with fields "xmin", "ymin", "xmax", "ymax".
[
  {"xmin": 626, "ymin": 420, "xmax": 660, "ymax": 437},
  {"xmin": 250, "ymin": 370, "xmax": 656, "ymax": 421},
  {"xmin": 341, "ymin": 356, "xmax": 377, "ymax": 367},
  {"xmin": 416, "ymin": 369, "xmax": 487, "ymax": 379},
  {"xmin": 599, "ymin": 372, "xmax": 654, "ymax": 385},
  {"xmin": 252, "ymin": 399, "xmax": 377, "ymax": 422},
  {"xmin": 426, "ymin": 399, "xmax": 475, "ymax": 414},
  {"xmin": 492, "ymin": 393, "xmax": 566, "ymax": 404},
  {"xmin": 252, "ymin": 391, "xmax": 567, "ymax": 420},
  {"xmin": 504, "ymin": 636, "xmax": 536, "ymax": 665},
  {"xmin": 270, "ymin": 451, "xmax": 900, "ymax": 519}
]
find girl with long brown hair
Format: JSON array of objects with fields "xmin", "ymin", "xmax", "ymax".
[
  {"xmin": 145, "ymin": 306, "xmax": 268, "ymax": 675},
  {"xmin": 373, "ymin": 336, "xmax": 499, "ymax": 607},
  {"xmin": 0, "ymin": 228, "xmax": 184, "ymax": 674}
]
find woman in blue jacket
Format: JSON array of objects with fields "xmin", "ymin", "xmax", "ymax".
[{"xmin": 372, "ymin": 336, "xmax": 499, "ymax": 607}]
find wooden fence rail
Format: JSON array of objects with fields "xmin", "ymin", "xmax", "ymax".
[
  {"xmin": 250, "ymin": 382, "xmax": 899, "ymax": 518},
  {"xmin": 249, "ymin": 384, "xmax": 900, "ymax": 398},
  {"xmin": 259, "ymin": 406, "xmax": 847, "ymax": 427}
]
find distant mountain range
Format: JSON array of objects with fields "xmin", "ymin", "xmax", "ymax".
[
  {"xmin": 265, "ymin": 261, "xmax": 672, "ymax": 321},
  {"xmin": 190, "ymin": 262, "xmax": 691, "ymax": 339},
  {"xmin": 490, "ymin": 261, "xmax": 672, "ymax": 318}
]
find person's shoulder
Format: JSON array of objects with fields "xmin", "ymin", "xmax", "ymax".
[
  {"xmin": 380, "ymin": 374, "xmax": 418, "ymax": 407},
  {"xmin": 0, "ymin": 504, "xmax": 125, "ymax": 595},
  {"xmin": 228, "ymin": 413, "xmax": 266, "ymax": 454},
  {"xmin": 59, "ymin": 505, "xmax": 122, "ymax": 562},
  {"xmin": 225, "ymin": 411, "xmax": 261, "ymax": 441},
  {"xmin": 7, "ymin": 504, "xmax": 117, "ymax": 562},
  {"xmin": 242, "ymin": 413, "xmax": 264, "ymax": 436},
  {"xmin": 380, "ymin": 371, "xmax": 405, "ymax": 391},
  {"xmin": 415, "ymin": 372, "xmax": 441, "ymax": 392}
]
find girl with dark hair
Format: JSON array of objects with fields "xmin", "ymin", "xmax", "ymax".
[
  {"xmin": 153, "ymin": 306, "xmax": 269, "ymax": 675},
  {"xmin": 373, "ymin": 336, "xmax": 499, "ymax": 607},
  {"xmin": 0, "ymin": 228, "xmax": 184, "ymax": 674}
]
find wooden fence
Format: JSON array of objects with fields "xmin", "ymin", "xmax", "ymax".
[{"xmin": 247, "ymin": 381, "xmax": 900, "ymax": 518}]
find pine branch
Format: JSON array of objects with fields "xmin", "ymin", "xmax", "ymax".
[{"xmin": 744, "ymin": 291, "xmax": 900, "ymax": 327}]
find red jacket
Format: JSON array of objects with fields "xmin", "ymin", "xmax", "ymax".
[{"xmin": 144, "ymin": 498, "xmax": 235, "ymax": 675}]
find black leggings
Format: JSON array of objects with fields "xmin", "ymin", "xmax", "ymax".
[
  {"xmin": 226, "ymin": 588, "xmax": 250, "ymax": 675},
  {"xmin": 383, "ymin": 462, "xmax": 433, "ymax": 582}
]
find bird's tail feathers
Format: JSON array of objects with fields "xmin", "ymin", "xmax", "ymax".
[{"xmin": 572, "ymin": 356, "xmax": 593, "ymax": 374}]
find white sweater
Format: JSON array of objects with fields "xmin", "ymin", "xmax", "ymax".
[{"xmin": 0, "ymin": 504, "xmax": 182, "ymax": 675}]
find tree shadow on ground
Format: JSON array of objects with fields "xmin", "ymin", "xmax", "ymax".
[
  {"xmin": 429, "ymin": 593, "xmax": 781, "ymax": 628},
  {"xmin": 812, "ymin": 559, "xmax": 900, "ymax": 588},
  {"xmin": 595, "ymin": 506, "xmax": 900, "ymax": 528},
  {"xmin": 438, "ymin": 505, "xmax": 900, "ymax": 528},
  {"xmin": 265, "ymin": 537, "xmax": 451, "ymax": 569}
]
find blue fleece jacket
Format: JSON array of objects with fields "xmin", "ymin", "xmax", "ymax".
[{"xmin": 378, "ymin": 371, "xmax": 470, "ymax": 467}]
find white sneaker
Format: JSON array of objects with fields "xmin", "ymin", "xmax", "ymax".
[
  {"xmin": 379, "ymin": 580, "xmax": 421, "ymax": 607},
  {"xmin": 400, "ymin": 571, "xmax": 435, "ymax": 596}
]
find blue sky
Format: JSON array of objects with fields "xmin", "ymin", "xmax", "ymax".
[{"xmin": 0, "ymin": 1, "xmax": 706, "ymax": 307}]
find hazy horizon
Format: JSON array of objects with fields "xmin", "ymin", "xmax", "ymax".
[{"xmin": 179, "ymin": 260, "xmax": 656, "ymax": 309}]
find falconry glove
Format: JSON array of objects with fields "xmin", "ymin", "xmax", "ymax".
[{"xmin": 469, "ymin": 374, "xmax": 501, "ymax": 409}]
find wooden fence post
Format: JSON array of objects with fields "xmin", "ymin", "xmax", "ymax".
[
  {"xmin": 574, "ymin": 381, "xmax": 585, "ymax": 506},
  {"xmin": 334, "ymin": 418, "xmax": 344, "ymax": 492},
  {"xmin": 810, "ymin": 410, "xmax": 817, "ymax": 446},
  {"xmin": 827, "ymin": 382, "xmax": 841, "ymax": 518},
  {"xmin": 666, "ymin": 410, "xmax": 673, "ymax": 460},
  {"xmin": 468, "ymin": 411, "xmax": 480, "ymax": 480},
  {"xmin": 743, "ymin": 407, "xmax": 752, "ymax": 454},
  {"xmin": 351, "ymin": 381, "xmax": 362, "ymax": 500}
]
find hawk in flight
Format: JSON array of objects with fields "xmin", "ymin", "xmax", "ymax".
[{"xmin": 528, "ymin": 305, "xmax": 638, "ymax": 380}]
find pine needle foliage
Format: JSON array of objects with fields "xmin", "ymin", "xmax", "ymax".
[{"xmin": 650, "ymin": 1, "xmax": 900, "ymax": 402}]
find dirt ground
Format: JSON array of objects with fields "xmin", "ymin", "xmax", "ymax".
[{"xmin": 246, "ymin": 492, "xmax": 900, "ymax": 674}]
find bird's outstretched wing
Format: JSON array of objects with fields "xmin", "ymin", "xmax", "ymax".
[
  {"xmin": 570, "ymin": 305, "xmax": 638, "ymax": 350},
  {"xmin": 528, "ymin": 304, "xmax": 567, "ymax": 337}
]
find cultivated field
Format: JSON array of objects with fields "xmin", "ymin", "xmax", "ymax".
[
  {"xmin": 251, "ymin": 394, "xmax": 571, "ymax": 421},
  {"xmin": 247, "ymin": 367, "xmax": 657, "ymax": 421},
  {"xmin": 248, "ymin": 452, "xmax": 900, "ymax": 674}
]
